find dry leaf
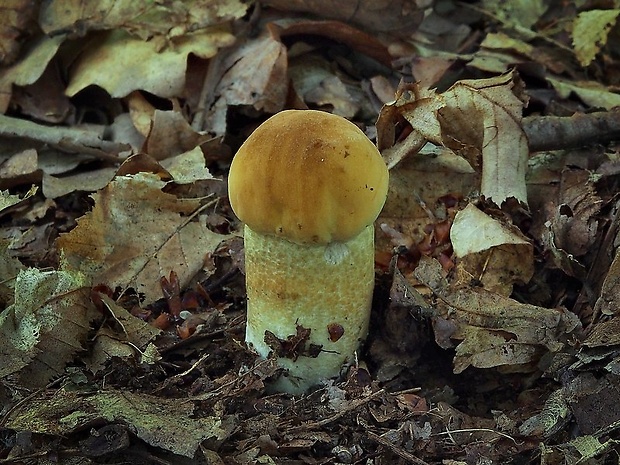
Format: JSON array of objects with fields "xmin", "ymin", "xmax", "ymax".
[
  {"xmin": 289, "ymin": 53, "xmax": 359, "ymax": 118},
  {"xmin": 549, "ymin": 168, "xmax": 602, "ymax": 258},
  {"xmin": 0, "ymin": 238, "xmax": 23, "ymax": 306},
  {"xmin": 0, "ymin": 34, "xmax": 65, "ymax": 113},
  {"xmin": 207, "ymin": 32, "xmax": 288, "ymax": 136},
  {"xmin": 57, "ymin": 173, "xmax": 228, "ymax": 305},
  {"xmin": 450, "ymin": 204, "xmax": 533, "ymax": 295},
  {"xmin": 0, "ymin": 0, "xmax": 38, "ymax": 65},
  {"xmin": 572, "ymin": 9, "xmax": 620, "ymax": 67},
  {"xmin": 378, "ymin": 71, "xmax": 529, "ymax": 205},
  {"xmin": 40, "ymin": 0, "xmax": 248, "ymax": 40},
  {"xmin": 5, "ymin": 388, "xmax": 233, "ymax": 458},
  {"xmin": 415, "ymin": 257, "xmax": 580, "ymax": 373},
  {"xmin": 87, "ymin": 293, "xmax": 161, "ymax": 373},
  {"xmin": 547, "ymin": 76, "xmax": 620, "ymax": 110},
  {"xmin": 144, "ymin": 109, "xmax": 212, "ymax": 160},
  {"xmin": 160, "ymin": 147, "xmax": 213, "ymax": 184},
  {"xmin": 66, "ymin": 28, "xmax": 235, "ymax": 98},
  {"xmin": 42, "ymin": 167, "xmax": 117, "ymax": 199},
  {"xmin": 481, "ymin": 0, "xmax": 548, "ymax": 30},
  {"xmin": 260, "ymin": 0, "xmax": 427, "ymax": 35},
  {"xmin": 439, "ymin": 73, "xmax": 529, "ymax": 205},
  {"xmin": 0, "ymin": 268, "xmax": 98, "ymax": 386},
  {"xmin": 593, "ymin": 247, "xmax": 620, "ymax": 317},
  {"xmin": 377, "ymin": 146, "xmax": 476, "ymax": 254}
]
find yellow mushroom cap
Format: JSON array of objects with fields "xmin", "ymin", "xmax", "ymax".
[{"xmin": 228, "ymin": 110, "xmax": 389, "ymax": 245}]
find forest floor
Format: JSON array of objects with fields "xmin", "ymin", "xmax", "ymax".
[{"xmin": 2, "ymin": 1, "xmax": 620, "ymax": 464}]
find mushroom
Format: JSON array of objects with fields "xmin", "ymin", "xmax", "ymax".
[{"xmin": 228, "ymin": 109, "xmax": 389, "ymax": 394}]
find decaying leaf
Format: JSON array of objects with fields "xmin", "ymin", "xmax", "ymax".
[
  {"xmin": 593, "ymin": 247, "xmax": 620, "ymax": 317},
  {"xmin": 0, "ymin": 0, "xmax": 38, "ymax": 66},
  {"xmin": 0, "ymin": 268, "xmax": 98, "ymax": 386},
  {"xmin": 547, "ymin": 76, "xmax": 620, "ymax": 110},
  {"xmin": 289, "ymin": 53, "xmax": 360, "ymax": 118},
  {"xmin": 0, "ymin": 238, "xmax": 23, "ymax": 306},
  {"xmin": 260, "ymin": 0, "xmax": 426, "ymax": 35},
  {"xmin": 86, "ymin": 293, "xmax": 161, "ymax": 373},
  {"xmin": 572, "ymin": 9, "xmax": 620, "ymax": 67},
  {"xmin": 519, "ymin": 389, "xmax": 570, "ymax": 438},
  {"xmin": 39, "ymin": 0, "xmax": 248, "ymax": 40},
  {"xmin": 377, "ymin": 145, "xmax": 475, "ymax": 255},
  {"xmin": 57, "ymin": 172, "xmax": 228, "ymax": 305},
  {"xmin": 0, "ymin": 186, "xmax": 36, "ymax": 213},
  {"xmin": 5, "ymin": 388, "xmax": 233, "ymax": 458},
  {"xmin": 481, "ymin": 0, "xmax": 548, "ymax": 31},
  {"xmin": 415, "ymin": 257, "xmax": 580, "ymax": 373}
]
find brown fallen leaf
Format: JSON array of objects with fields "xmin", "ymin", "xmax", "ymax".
[
  {"xmin": 260, "ymin": 0, "xmax": 427, "ymax": 36},
  {"xmin": 289, "ymin": 53, "xmax": 360, "ymax": 118},
  {"xmin": 66, "ymin": 28, "xmax": 235, "ymax": 98},
  {"xmin": 4, "ymin": 388, "xmax": 233, "ymax": 458},
  {"xmin": 0, "ymin": 0, "xmax": 38, "ymax": 65},
  {"xmin": 450, "ymin": 203, "xmax": 533, "ymax": 296},
  {"xmin": 206, "ymin": 31, "xmax": 288, "ymax": 136},
  {"xmin": 377, "ymin": 71, "xmax": 529, "ymax": 205},
  {"xmin": 0, "ymin": 34, "xmax": 65, "ymax": 113},
  {"xmin": 415, "ymin": 257, "xmax": 580, "ymax": 373},
  {"xmin": 57, "ymin": 172, "xmax": 228, "ymax": 305},
  {"xmin": 144, "ymin": 110, "xmax": 213, "ymax": 161},
  {"xmin": 39, "ymin": 0, "xmax": 248, "ymax": 41}
]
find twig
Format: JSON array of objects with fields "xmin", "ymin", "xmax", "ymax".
[
  {"xmin": 433, "ymin": 427, "xmax": 519, "ymax": 445},
  {"xmin": 367, "ymin": 430, "xmax": 431, "ymax": 465},
  {"xmin": 524, "ymin": 110, "xmax": 620, "ymax": 153},
  {"xmin": 0, "ymin": 113, "xmax": 131, "ymax": 161},
  {"xmin": 287, "ymin": 388, "xmax": 387, "ymax": 433}
]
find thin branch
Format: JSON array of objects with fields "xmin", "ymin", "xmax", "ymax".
[
  {"xmin": 524, "ymin": 110, "xmax": 620, "ymax": 153},
  {"xmin": 0, "ymin": 113, "xmax": 131, "ymax": 161},
  {"xmin": 367, "ymin": 430, "xmax": 431, "ymax": 465}
]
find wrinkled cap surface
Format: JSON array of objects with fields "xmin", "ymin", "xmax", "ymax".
[{"xmin": 228, "ymin": 110, "xmax": 389, "ymax": 244}]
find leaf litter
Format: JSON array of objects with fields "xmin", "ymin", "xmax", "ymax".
[{"xmin": 2, "ymin": 1, "xmax": 620, "ymax": 464}]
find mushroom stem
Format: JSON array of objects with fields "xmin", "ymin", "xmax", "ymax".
[{"xmin": 244, "ymin": 224, "xmax": 375, "ymax": 394}]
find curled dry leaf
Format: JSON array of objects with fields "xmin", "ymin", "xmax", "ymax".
[
  {"xmin": 57, "ymin": 173, "xmax": 228, "ymax": 305},
  {"xmin": 450, "ymin": 203, "xmax": 533, "ymax": 296},
  {"xmin": 206, "ymin": 32, "xmax": 288, "ymax": 136},
  {"xmin": 86, "ymin": 293, "xmax": 162, "ymax": 373},
  {"xmin": 378, "ymin": 71, "xmax": 529, "ymax": 205}
]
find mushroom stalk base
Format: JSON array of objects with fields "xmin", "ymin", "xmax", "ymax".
[{"xmin": 243, "ymin": 225, "xmax": 375, "ymax": 394}]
